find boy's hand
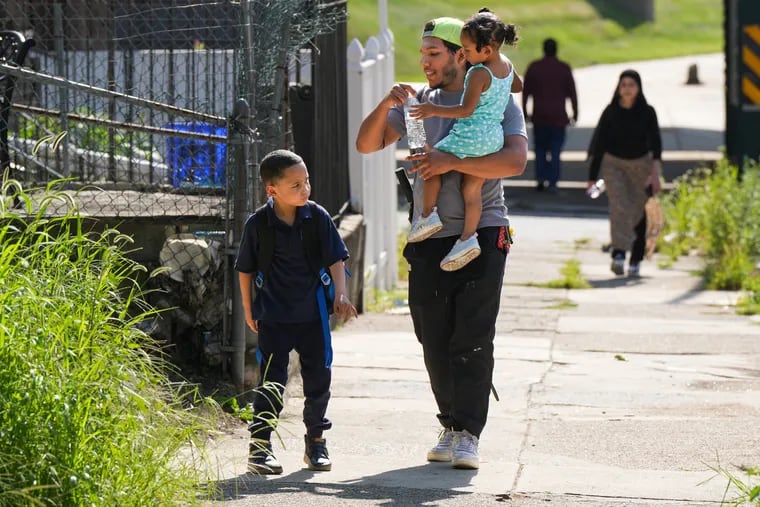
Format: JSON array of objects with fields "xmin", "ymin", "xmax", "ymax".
[
  {"xmin": 245, "ymin": 315, "xmax": 259, "ymax": 333},
  {"xmin": 334, "ymin": 293, "xmax": 358, "ymax": 323}
]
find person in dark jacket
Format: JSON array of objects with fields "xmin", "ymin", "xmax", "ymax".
[
  {"xmin": 587, "ymin": 69, "xmax": 662, "ymax": 277},
  {"xmin": 522, "ymin": 38, "xmax": 578, "ymax": 192}
]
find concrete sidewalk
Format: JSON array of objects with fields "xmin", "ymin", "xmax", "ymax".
[
  {"xmin": 203, "ymin": 211, "xmax": 760, "ymax": 506},
  {"xmin": 200, "ymin": 54, "xmax": 757, "ymax": 506}
]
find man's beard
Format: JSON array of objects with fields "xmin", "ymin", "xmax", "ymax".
[{"xmin": 429, "ymin": 61, "xmax": 459, "ymax": 90}]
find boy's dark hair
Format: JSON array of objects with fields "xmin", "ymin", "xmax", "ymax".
[
  {"xmin": 259, "ymin": 149, "xmax": 303, "ymax": 185},
  {"xmin": 462, "ymin": 7, "xmax": 519, "ymax": 52},
  {"xmin": 543, "ymin": 38, "xmax": 557, "ymax": 57}
]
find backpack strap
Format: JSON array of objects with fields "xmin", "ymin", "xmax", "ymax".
[
  {"xmin": 302, "ymin": 201, "xmax": 325, "ymax": 275},
  {"xmin": 253, "ymin": 201, "xmax": 325, "ymax": 288},
  {"xmin": 253, "ymin": 203, "xmax": 273, "ymax": 289}
]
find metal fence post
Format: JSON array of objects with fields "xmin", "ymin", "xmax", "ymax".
[
  {"xmin": 53, "ymin": 3, "xmax": 70, "ymax": 177},
  {"xmin": 226, "ymin": 98, "xmax": 252, "ymax": 390}
]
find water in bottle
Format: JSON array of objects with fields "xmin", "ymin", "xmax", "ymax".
[
  {"xmin": 404, "ymin": 95, "xmax": 427, "ymax": 156},
  {"xmin": 587, "ymin": 179, "xmax": 606, "ymax": 199}
]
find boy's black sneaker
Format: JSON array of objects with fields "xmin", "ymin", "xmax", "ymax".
[
  {"xmin": 303, "ymin": 435, "xmax": 332, "ymax": 471},
  {"xmin": 248, "ymin": 440, "xmax": 283, "ymax": 475}
]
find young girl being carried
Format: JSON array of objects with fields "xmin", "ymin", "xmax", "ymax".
[{"xmin": 408, "ymin": 7, "xmax": 521, "ymax": 271}]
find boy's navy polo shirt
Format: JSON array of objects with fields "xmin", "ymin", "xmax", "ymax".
[{"xmin": 235, "ymin": 199, "xmax": 349, "ymax": 323}]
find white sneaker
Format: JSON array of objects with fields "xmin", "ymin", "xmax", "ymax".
[
  {"xmin": 451, "ymin": 430, "xmax": 479, "ymax": 469},
  {"xmin": 440, "ymin": 234, "xmax": 480, "ymax": 271},
  {"xmin": 408, "ymin": 208, "xmax": 443, "ymax": 243},
  {"xmin": 628, "ymin": 263, "xmax": 641, "ymax": 277},
  {"xmin": 426, "ymin": 429, "xmax": 455, "ymax": 462}
]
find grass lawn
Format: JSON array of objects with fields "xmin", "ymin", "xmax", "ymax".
[{"xmin": 346, "ymin": 0, "xmax": 723, "ymax": 83}]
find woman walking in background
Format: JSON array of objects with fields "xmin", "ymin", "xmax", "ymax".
[{"xmin": 588, "ymin": 69, "xmax": 662, "ymax": 277}]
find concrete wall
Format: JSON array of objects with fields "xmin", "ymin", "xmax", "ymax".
[{"xmin": 608, "ymin": 0, "xmax": 654, "ymax": 22}]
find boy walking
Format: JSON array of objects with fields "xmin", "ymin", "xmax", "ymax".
[{"xmin": 235, "ymin": 149, "xmax": 357, "ymax": 474}]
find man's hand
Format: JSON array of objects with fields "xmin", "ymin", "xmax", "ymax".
[
  {"xmin": 385, "ymin": 83, "xmax": 417, "ymax": 109},
  {"xmin": 407, "ymin": 148, "xmax": 457, "ymax": 181}
]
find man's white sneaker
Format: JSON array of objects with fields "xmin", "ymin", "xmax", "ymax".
[
  {"xmin": 408, "ymin": 208, "xmax": 444, "ymax": 243},
  {"xmin": 426, "ymin": 429, "xmax": 455, "ymax": 462},
  {"xmin": 451, "ymin": 430, "xmax": 479, "ymax": 469},
  {"xmin": 440, "ymin": 234, "xmax": 480, "ymax": 271}
]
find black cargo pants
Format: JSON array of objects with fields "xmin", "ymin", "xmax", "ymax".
[{"xmin": 404, "ymin": 226, "xmax": 508, "ymax": 438}]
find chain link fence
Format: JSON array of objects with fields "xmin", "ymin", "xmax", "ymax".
[{"xmin": 0, "ymin": 0, "xmax": 346, "ymax": 383}]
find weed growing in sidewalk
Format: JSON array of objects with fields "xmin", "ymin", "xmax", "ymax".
[
  {"xmin": 545, "ymin": 298, "xmax": 578, "ymax": 310},
  {"xmin": 658, "ymin": 159, "xmax": 760, "ymax": 314},
  {"xmin": 530, "ymin": 259, "xmax": 592, "ymax": 289},
  {"xmin": 704, "ymin": 461, "xmax": 760, "ymax": 506}
]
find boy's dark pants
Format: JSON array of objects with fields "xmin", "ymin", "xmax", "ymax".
[
  {"xmin": 249, "ymin": 320, "xmax": 332, "ymax": 441},
  {"xmin": 404, "ymin": 226, "xmax": 507, "ymax": 438}
]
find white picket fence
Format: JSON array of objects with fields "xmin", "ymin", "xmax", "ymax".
[{"xmin": 346, "ymin": 27, "xmax": 399, "ymax": 296}]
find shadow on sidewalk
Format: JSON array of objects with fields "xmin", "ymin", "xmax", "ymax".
[
  {"xmin": 208, "ymin": 464, "xmax": 478, "ymax": 504},
  {"xmin": 588, "ymin": 277, "xmax": 647, "ymax": 289}
]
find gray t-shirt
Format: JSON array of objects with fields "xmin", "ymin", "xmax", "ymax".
[{"xmin": 389, "ymin": 87, "xmax": 527, "ymax": 237}]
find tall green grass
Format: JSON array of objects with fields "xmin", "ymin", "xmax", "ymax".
[
  {"xmin": 347, "ymin": 0, "xmax": 723, "ymax": 83},
  {"xmin": 0, "ymin": 178, "xmax": 217, "ymax": 505},
  {"xmin": 658, "ymin": 160, "xmax": 760, "ymax": 313}
]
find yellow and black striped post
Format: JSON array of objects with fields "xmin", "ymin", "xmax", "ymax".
[
  {"xmin": 726, "ymin": 0, "xmax": 760, "ymax": 168},
  {"xmin": 742, "ymin": 25, "xmax": 760, "ymax": 105}
]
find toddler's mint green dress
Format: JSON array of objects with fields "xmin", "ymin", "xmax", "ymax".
[{"xmin": 435, "ymin": 63, "xmax": 514, "ymax": 158}]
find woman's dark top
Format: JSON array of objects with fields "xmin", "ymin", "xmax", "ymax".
[{"xmin": 588, "ymin": 103, "xmax": 662, "ymax": 181}]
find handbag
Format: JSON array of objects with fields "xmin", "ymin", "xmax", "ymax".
[{"xmin": 644, "ymin": 195, "xmax": 664, "ymax": 259}]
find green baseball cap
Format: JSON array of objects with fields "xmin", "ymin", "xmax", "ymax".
[{"xmin": 422, "ymin": 17, "xmax": 464, "ymax": 47}]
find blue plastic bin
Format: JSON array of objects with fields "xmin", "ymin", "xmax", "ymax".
[{"xmin": 165, "ymin": 122, "xmax": 227, "ymax": 188}]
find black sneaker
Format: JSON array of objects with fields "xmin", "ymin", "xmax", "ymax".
[
  {"xmin": 303, "ymin": 435, "xmax": 332, "ymax": 471},
  {"xmin": 248, "ymin": 440, "xmax": 283, "ymax": 475}
]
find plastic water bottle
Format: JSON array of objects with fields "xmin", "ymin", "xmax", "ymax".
[
  {"xmin": 404, "ymin": 95, "xmax": 427, "ymax": 156},
  {"xmin": 587, "ymin": 178, "xmax": 606, "ymax": 199}
]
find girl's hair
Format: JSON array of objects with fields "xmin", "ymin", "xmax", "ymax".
[
  {"xmin": 462, "ymin": 7, "xmax": 518, "ymax": 52},
  {"xmin": 610, "ymin": 69, "xmax": 649, "ymax": 109},
  {"xmin": 259, "ymin": 149, "xmax": 303, "ymax": 184}
]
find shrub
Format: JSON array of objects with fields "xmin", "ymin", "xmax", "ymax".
[
  {"xmin": 0, "ymin": 178, "xmax": 216, "ymax": 506},
  {"xmin": 659, "ymin": 159, "xmax": 760, "ymax": 294}
]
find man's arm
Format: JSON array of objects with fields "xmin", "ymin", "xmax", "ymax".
[
  {"xmin": 567, "ymin": 66, "xmax": 578, "ymax": 123},
  {"xmin": 416, "ymin": 135, "xmax": 527, "ymax": 180},
  {"xmin": 355, "ymin": 83, "xmax": 413, "ymax": 154},
  {"xmin": 521, "ymin": 64, "xmax": 533, "ymax": 121}
]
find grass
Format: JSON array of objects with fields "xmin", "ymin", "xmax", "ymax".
[
  {"xmin": 657, "ymin": 159, "xmax": 760, "ymax": 314},
  {"xmin": 545, "ymin": 298, "xmax": 578, "ymax": 310},
  {"xmin": 0, "ymin": 177, "xmax": 218, "ymax": 505},
  {"xmin": 705, "ymin": 462, "xmax": 760, "ymax": 506},
  {"xmin": 364, "ymin": 287, "xmax": 409, "ymax": 313},
  {"xmin": 530, "ymin": 259, "xmax": 592, "ymax": 289},
  {"xmin": 347, "ymin": 0, "xmax": 723, "ymax": 83}
]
